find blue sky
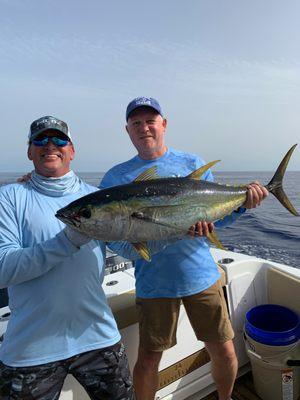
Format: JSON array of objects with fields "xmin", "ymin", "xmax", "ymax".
[{"xmin": 0, "ymin": 0, "xmax": 299, "ymax": 172}]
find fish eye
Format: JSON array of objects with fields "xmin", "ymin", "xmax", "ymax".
[{"xmin": 80, "ymin": 207, "xmax": 91, "ymax": 219}]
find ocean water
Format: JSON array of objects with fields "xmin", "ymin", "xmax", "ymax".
[
  {"xmin": 214, "ymin": 171, "xmax": 300, "ymax": 269},
  {"xmin": 0, "ymin": 171, "xmax": 299, "ymax": 268}
]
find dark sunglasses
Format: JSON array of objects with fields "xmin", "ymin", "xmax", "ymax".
[{"xmin": 31, "ymin": 135, "xmax": 70, "ymax": 147}]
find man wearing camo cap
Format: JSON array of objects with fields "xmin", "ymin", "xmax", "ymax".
[{"xmin": 0, "ymin": 116, "xmax": 136, "ymax": 399}]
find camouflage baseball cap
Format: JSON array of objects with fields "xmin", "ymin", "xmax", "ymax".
[{"xmin": 28, "ymin": 116, "xmax": 72, "ymax": 141}]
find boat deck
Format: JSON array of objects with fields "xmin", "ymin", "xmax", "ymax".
[{"xmin": 202, "ymin": 372, "xmax": 262, "ymax": 400}]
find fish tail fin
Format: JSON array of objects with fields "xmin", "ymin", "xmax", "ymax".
[{"xmin": 265, "ymin": 144, "xmax": 299, "ymax": 216}]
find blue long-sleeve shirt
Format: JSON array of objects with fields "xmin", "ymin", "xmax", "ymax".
[
  {"xmin": 100, "ymin": 148, "xmax": 245, "ymax": 298},
  {"xmin": 0, "ymin": 178, "xmax": 120, "ymax": 367}
]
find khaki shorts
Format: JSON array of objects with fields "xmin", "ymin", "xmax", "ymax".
[{"xmin": 136, "ymin": 280, "xmax": 234, "ymax": 351}]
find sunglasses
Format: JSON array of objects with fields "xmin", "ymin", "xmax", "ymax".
[{"xmin": 31, "ymin": 135, "xmax": 70, "ymax": 147}]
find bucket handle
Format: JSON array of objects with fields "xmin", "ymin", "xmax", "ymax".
[
  {"xmin": 244, "ymin": 345, "xmax": 300, "ymax": 367},
  {"xmin": 244, "ymin": 334, "xmax": 299, "ymax": 367},
  {"xmin": 245, "ymin": 342, "xmax": 291, "ymax": 368}
]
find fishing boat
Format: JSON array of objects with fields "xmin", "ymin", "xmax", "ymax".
[{"xmin": 0, "ymin": 247, "xmax": 299, "ymax": 400}]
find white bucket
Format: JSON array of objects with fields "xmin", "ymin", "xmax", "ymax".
[{"xmin": 245, "ymin": 333, "xmax": 300, "ymax": 400}]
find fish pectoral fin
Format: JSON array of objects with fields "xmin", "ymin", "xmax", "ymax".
[
  {"xmin": 133, "ymin": 166, "xmax": 160, "ymax": 182},
  {"xmin": 131, "ymin": 242, "xmax": 152, "ymax": 262},
  {"xmin": 131, "ymin": 210, "xmax": 186, "ymax": 233},
  {"xmin": 187, "ymin": 160, "xmax": 220, "ymax": 180},
  {"xmin": 206, "ymin": 231, "xmax": 226, "ymax": 250}
]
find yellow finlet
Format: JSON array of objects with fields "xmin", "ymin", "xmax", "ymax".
[
  {"xmin": 133, "ymin": 166, "xmax": 160, "ymax": 182},
  {"xmin": 131, "ymin": 242, "xmax": 152, "ymax": 261},
  {"xmin": 206, "ymin": 231, "xmax": 226, "ymax": 250},
  {"xmin": 187, "ymin": 160, "xmax": 220, "ymax": 180}
]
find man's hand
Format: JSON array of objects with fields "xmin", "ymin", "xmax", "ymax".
[
  {"xmin": 188, "ymin": 221, "xmax": 214, "ymax": 237},
  {"xmin": 63, "ymin": 226, "xmax": 91, "ymax": 248},
  {"xmin": 17, "ymin": 173, "xmax": 31, "ymax": 183},
  {"xmin": 243, "ymin": 181, "xmax": 269, "ymax": 209}
]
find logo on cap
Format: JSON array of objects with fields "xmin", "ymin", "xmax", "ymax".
[{"xmin": 135, "ymin": 98, "xmax": 152, "ymax": 106}]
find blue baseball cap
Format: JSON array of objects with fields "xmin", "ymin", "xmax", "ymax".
[{"xmin": 126, "ymin": 97, "xmax": 163, "ymax": 121}]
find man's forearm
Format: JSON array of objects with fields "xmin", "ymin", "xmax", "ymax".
[{"xmin": 0, "ymin": 231, "xmax": 79, "ymax": 288}]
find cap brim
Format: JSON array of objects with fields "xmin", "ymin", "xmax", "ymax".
[{"xmin": 30, "ymin": 129, "xmax": 71, "ymax": 141}]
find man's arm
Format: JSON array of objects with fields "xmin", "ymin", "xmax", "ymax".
[{"xmin": 0, "ymin": 196, "xmax": 81, "ymax": 288}]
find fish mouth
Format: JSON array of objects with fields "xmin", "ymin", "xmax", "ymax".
[{"xmin": 55, "ymin": 210, "xmax": 81, "ymax": 228}]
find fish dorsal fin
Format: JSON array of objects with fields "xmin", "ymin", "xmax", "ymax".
[
  {"xmin": 187, "ymin": 160, "xmax": 220, "ymax": 180},
  {"xmin": 206, "ymin": 231, "xmax": 226, "ymax": 250},
  {"xmin": 131, "ymin": 242, "xmax": 152, "ymax": 261},
  {"xmin": 133, "ymin": 166, "xmax": 159, "ymax": 182}
]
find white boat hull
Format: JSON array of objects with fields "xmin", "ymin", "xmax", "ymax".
[{"xmin": 1, "ymin": 248, "xmax": 299, "ymax": 400}]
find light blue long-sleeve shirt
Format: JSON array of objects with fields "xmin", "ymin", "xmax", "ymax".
[
  {"xmin": 100, "ymin": 148, "xmax": 245, "ymax": 298},
  {"xmin": 0, "ymin": 176, "xmax": 120, "ymax": 367}
]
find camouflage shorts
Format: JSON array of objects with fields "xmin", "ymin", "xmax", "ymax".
[{"xmin": 0, "ymin": 341, "xmax": 135, "ymax": 400}]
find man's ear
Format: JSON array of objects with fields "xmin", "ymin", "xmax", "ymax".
[
  {"xmin": 126, "ymin": 125, "xmax": 129, "ymax": 134},
  {"xmin": 163, "ymin": 118, "xmax": 167, "ymax": 131},
  {"xmin": 69, "ymin": 144, "xmax": 75, "ymax": 161},
  {"xmin": 27, "ymin": 146, "xmax": 33, "ymax": 160}
]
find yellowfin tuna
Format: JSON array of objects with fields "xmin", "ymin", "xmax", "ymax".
[{"xmin": 56, "ymin": 145, "xmax": 298, "ymax": 260}]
